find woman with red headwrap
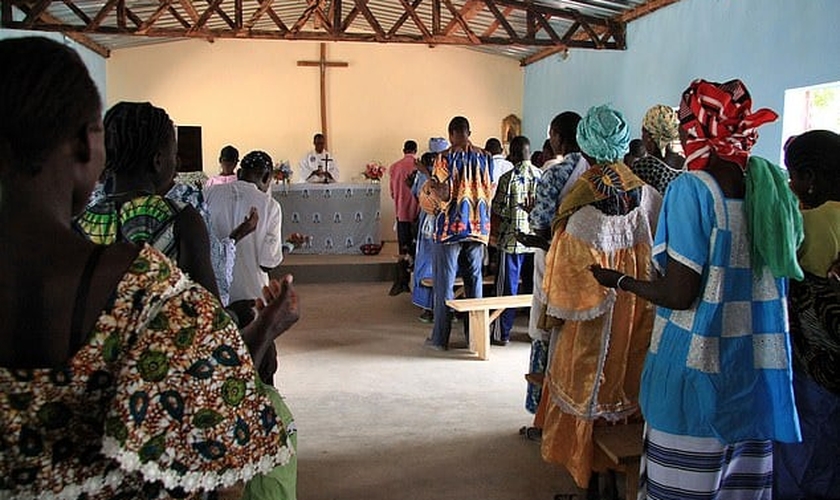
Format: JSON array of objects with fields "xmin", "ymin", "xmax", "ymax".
[{"xmin": 591, "ymin": 79, "xmax": 804, "ymax": 499}]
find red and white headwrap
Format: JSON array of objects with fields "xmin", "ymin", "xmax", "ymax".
[{"xmin": 678, "ymin": 79, "xmax": 778, "ymax": 171}]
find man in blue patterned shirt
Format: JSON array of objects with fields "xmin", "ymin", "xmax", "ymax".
[{"xmin": 423, "ymin": 116, "xmax": 494, "ymax": 350}]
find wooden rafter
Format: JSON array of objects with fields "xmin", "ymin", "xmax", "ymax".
[
  {"xmin": 352, "ymin": 0, "xmax": 386, "ymax": 41},
  {"xmin": 190, "ymin": 0, "xmax": 224, "ymax": 32},
  {"xmin": 441, "ymin": 0, "xmax": 481, "ymax": 36},
  {"xmin": 202, "ymin": 0, "xmax": 235, "ymax": 29},
  {"xmin": 178, "ymin": 0, "xmax": 199, "ymax": 23},
  {"xmin": 137, "ymin": 0, "xmax": 172, "ymax": 35},
  {"xmin": 392, "ymin": 0, "xmax": 430, "ymax": 40},
  {"xmin": 60, "ymin": 0, "xmax": 90, "ymax": 24},
  {"xmin": 2, "ymin": 0, "xmax": 646, "ymax": 59},
  {"xmin": 22, "ymin": 0, "xmax": 51, "ymax": 27},
  {"xmin": 441, "ymin": 0, "xmax": 479, "ymax": 44},
  {"xmin": 482, "ymin": 3, "xmax": 515, "ymax": 39}
]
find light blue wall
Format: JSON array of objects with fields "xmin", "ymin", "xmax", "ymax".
[
  {"xmin": 523, "ymin": 0, "xmax": 840, "ymax": 161},
  {"xmin": 0, "ymin": 28, "xmax": 107, "ymax": 108}
]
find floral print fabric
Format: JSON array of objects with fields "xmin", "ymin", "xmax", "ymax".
[{"xmin": 0, "ymin": 245, "xmax": 292, "ymax": 499}]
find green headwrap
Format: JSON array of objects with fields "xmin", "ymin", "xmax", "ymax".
[
  {"xmin": 576, "ymin": 104, "xmax": 631, "ymax": 164},
  {"xmin": 745, "ymin": 156, "xmax": 804, "ymax": 280}
]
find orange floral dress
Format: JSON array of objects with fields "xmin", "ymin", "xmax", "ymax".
[{"xmin": 540, "ymin": 163, "xmax": 660, "ymax": 488}]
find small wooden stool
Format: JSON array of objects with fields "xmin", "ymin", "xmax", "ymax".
[{"xmin": 593, "ymin": 422, "xmax": 644, "ymax": 500}]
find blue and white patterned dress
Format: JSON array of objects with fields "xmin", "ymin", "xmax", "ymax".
[
  {"xmin": 641, "ymin": 171, "xmax": 799, "ymax": 442},
  {"xmin": 638, "ymin": 171, "xmax": 801, "ymax": 499}
]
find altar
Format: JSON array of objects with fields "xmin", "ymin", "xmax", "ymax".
[{"xmin": 272, "ymin": 182, "xmax": 381, "ymax": 255}]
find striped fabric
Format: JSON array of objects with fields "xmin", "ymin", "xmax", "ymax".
[
  {"xmin": 76, "ymin": 194, "xmax": 185, "ymax": 260},
  {"xmin": 640, "ymin": 426, "xmax": 772, "ymax": 500},
  {"xmin": 678, "ymin": 79, "xmax": 777, "ymax": 172}
]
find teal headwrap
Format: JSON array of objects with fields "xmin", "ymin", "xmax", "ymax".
[{"xmin": 576, "ymin": 104, "xmax": 631, "ymax": 164}]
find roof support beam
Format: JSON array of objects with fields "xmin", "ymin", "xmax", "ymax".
[
  {"xmin": 5, "ymin": 0, "xmax": 642, "ymax": 60},
  {"xmin": 393, "ymin": 0, "xmax": 430, "ymax": 41},
  {"xmin": 482, "ymin": 3, "xmax": 516, "ymax": 39},
  {"xmin": 442, "ymin": 0, "xmax": 482, "ymax": 36},
  {"xmin": 441, "ymin": 0, "xmax": 480, "ymax": 44},
  {"xmin": 137, "ymin": 0, "xmax": 172, "ymax": 34},
  {"xmin": 352, "ymin": 0, "xmax": 385, "ymax": 41}
]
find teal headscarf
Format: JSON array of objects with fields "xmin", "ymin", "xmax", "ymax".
[{"xmin": 576, "ymin": 104, "xmax": 631, "ymax": 164}]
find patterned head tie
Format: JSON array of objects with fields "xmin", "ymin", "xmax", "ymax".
[
  {"xmin": 428, "ymin": 137, "xmax": 450, "ymax": 153},
  {"xmin": 642, "ymin": 104, "xmax": 680, "ymax": 157},
  {"xmin": 576, "ymin": 104, "xmax": 631, "ymax": 164},
  {"xmin": 240, "ymin": 150, "xmax": 274, "ymax": 173},
  {"xmin": 679, "ymin": 79, "xmax": 778, "ymax": 171}
]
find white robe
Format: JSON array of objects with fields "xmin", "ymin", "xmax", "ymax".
[{"xmin": 298, "ymin": 150, "xmax": 340, "ymax": 183}]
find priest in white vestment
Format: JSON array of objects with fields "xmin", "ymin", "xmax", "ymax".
[{"xmin": 298, "ymin": 133, "xmax": 340, "ymax": 183}]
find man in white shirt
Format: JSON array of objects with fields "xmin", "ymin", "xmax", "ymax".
[
  {"xmin": 298, "ymin": 133, "xmax": 340, "ymax": 183},
  {"xmin": 205, "ymin": 150, "xmax": 284, "ymax": 303},
  {"xmin": 484, "ymin": 138, "xmax": 513, "ymax": 197}
]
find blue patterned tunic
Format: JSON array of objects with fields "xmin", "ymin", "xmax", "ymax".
[
  {"xmin": 431, "ymin": 148, "xmax": 494, "ymax": 244},
  {"xmin": 640, "ymin": 172, "xmax": 800, "ymax": 443}
]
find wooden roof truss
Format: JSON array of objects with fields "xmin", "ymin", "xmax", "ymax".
[{"xmin": 1, "ymin": 0, "xmax": 630, "ymax": 60}]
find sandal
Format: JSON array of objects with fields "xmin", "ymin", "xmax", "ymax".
[{"xmin": 518, "ymin": 425, "xmax": 542, "ymax": 441}]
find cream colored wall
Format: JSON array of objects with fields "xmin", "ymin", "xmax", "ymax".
[{"xmin": 106, "ymin": 39, "xmax": 523, "ymax": 240}]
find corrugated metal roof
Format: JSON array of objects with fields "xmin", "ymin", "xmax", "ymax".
[{"xmin": 13, "ymin": 0, "xmax": 670, "ymax": 63}]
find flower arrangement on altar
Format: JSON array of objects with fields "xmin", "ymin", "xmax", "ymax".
[
  {"xmin": 272, "ymin": 161, "xmax": 293, "ymax": 183},
  {"xmin": 363, "ymin": 161, "xmax": 386, "ymax": 181}
]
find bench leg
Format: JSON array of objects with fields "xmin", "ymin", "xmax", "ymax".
[{"xmin": 467, "ymin": 310, "xmax": 490, "ymax": 360}]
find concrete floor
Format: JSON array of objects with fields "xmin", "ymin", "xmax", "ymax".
[{"xmin": 271, "ymin": 280, "xmax": 580, "ymax": 500}]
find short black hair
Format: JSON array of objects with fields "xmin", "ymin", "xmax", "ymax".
[
  {"xmin": 448, "ymin": 116, "xmax": 470, "ymax": 135},
  {"xmin": 628, "ymin": 138, "xmax": 646, "ymax": 157},
  {"xmin": 403, "ymin": 140, "xmax": 418, "ymax": 153},
  {"xmin": 549, "ymin": 112, "xmax": 582, "ymax": 153},
  {"xmin": 0, "ymin": 37, "xmax": 101, "ymax": 175},
  {"xmin": 785, "ymin": 130, "xmax": 840, "ymax": 184},
  {"xmin": 420, "ymin": 152, "xmax": 436, "ymax": 168},
  {"xmin": 509, "ymin": 136, "xmax": 530, "ymax": 162},
  {"xmin": 103, "ymin": 102, "xmax": 174, "ymax": 176},
  {"xmin": 220, "ymin": 145, "xmax": 239, "ymax": 162},
  {"xmin": 484, "ymin": 138, "xmax": 503, "ymax": 155},
  {"xmin": 314, "ymin": 133, "xmax": 325, "ymax": 141}
]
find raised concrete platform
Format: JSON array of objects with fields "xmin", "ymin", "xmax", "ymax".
[{"xmin": 271, "ymin": 241, "xmax": 398, "ymax": 284}]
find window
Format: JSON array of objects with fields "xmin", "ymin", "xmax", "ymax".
[{"xmin": 781, "ymin": 81, "xmax": 840, "ymax": 162}]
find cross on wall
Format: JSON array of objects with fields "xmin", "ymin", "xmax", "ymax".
[{"xmin": 296, "ymin": 43, "xmax": 348, "ymax": 145}]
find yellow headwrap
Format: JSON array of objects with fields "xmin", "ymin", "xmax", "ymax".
[{"xmin": 642, "ymin": 104, "xmax": 679, "ymax": 158}]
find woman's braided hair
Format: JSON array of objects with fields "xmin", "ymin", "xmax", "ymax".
[
  {"xmin": 103, "ymin": 101, "xmax": 174, "ymax": 177},
  {"xmin": 0, "ymin": 37, "xmax": 101, "ymax": 176}
]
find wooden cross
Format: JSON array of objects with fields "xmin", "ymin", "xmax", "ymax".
[{"xmin": 296, "ymin": 43, "xmax": 348, "ymax": 143}]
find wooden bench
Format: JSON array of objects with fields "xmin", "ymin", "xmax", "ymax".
[
  {"xmin": 593, "ymin": 422, "xmax": 644, "ymax": 500},
  {"xmin": 445, "ymin": 295, "xmax": 533, "ymax": 360},
  {"xmin": 420, "ymin": 276, "xmax": 494, "ymax": 298}
]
